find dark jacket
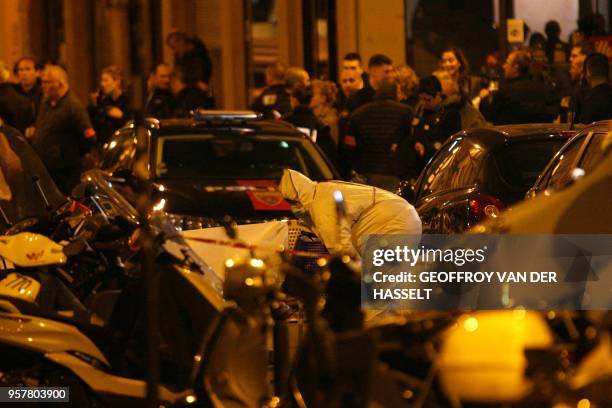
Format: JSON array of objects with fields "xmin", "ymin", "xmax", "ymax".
[
  {"xmin": 176, "ymin": 38, "xmax": 213, "ymax": 85},
  {"xmin": 13, "ymin": 81, "xmax": 43, "ymax": 119},
  {"xmin": 343, "ymin": 85, "xmax": 376, "ymax": 114},
  {"xmin": 576, "ymin": 83, "xmax": 612, "ymax": 124},
  {"xmin": 342, "ymin": 98, "xmax": 414, "ymax": 178},
  {"xmin": 480, "ymin": 75, "xmax": 560, "ymax": 125},
  {"xmin": 444, "ymin": 95, "xmax": 489, "ymax": 129},
  {"xmin": 145, "ymin": 88, "xmax": 173, "ymax": 119},
  {"xmin": 0, "ymin": 83, "xmax": 35, "ymax": 133},
  {"xmin": 88, "ymin": 92, "xmax": 131, "ymax": 146},
  {"xmin": 284, "ymin": 106, "xmax": 339, "ymax": 168},
  {"xmin": 338, "ymin": 85, "xmax": 376, "ymax": 153},
  {"xmin": 32, "ymin": 90, "xmax": 96, "ymax": 170},
  {"xmin": 411, "ymin": 102, "xmax": 462, "ymax": 172},
  {"xmin": 250, "ymin": 84, "xmax": 292, "ymax": 119},
  {"xmin": 171, "ymin": 86, "xmax": 214, "ymax": 118}
]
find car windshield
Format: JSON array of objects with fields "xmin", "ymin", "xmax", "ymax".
[
  {"xmin": 0, "ymin": 127, "xmax": 66, "ymax": 232},
  {"xmin": 155, "ymin": 134, "xmax": 334, "ymax": 181},
  {"xmin": 494, "ymin": 138, "xmax": 567, "ymax": 189}
]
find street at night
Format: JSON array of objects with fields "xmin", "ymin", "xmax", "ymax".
[{"xmin": 0, "ymin": 0, "xmax": 611, "ymax": 406}]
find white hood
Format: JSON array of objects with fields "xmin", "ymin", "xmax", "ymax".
[{"xmin": 278, "ymin": 169, "xmax": 317, "ymax": 210}]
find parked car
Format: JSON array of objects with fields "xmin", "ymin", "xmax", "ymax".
[
  {"xmin": 526, "ymin": 120, "xmax": 611, "ymax": 199},
  {"xmin": 97, "ymin": 111, "xmax": 339, "ymax": 230},
  {"xmin": 398, "ymin": 124, "xmax": 579, "ymax": 233},
  {"xmin": 472, "ymin": 131, "xmax": 612, "ymax": 234}
]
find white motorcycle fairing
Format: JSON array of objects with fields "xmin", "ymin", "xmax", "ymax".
[
  {"xmin": 0, "ymin": 311, "xmax": 108, "ymax": 365},
  {"xmin": 0, "ymin": 312, "xmax": 195, "ymax": 404},
  {"xmin": 0, "ymin": 233, "xmax": 66, "ymax": 267},
  {"xmin": 0, "ymin": 273, "xmax": 41, "ymax": 303}
]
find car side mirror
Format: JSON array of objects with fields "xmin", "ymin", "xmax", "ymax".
[{"xmin": 397, "ymin": 180, "xmax": 416, "ymax": 204}]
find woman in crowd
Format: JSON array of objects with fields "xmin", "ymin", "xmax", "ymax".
[
  {"xmin": 440, "ymin": 47, "xmax": 484, "ymax": 101},
  {"xmin": 310, "ymin": 79, "xmax": 339, "ymax": 146},
  {"xmin": 433, "ymin": 69, "xmax": 488, "ymax": 129},
  {"xmin": 391, "ymin": 64, "xmax": 419, "ymax": 110},
  {"xmin": 88, "ymin": 66, "xmax": 131, "ymax": 147}
]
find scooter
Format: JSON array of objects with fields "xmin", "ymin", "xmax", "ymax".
[{"xmin": 0, "ymin": 214, "xmax": 275, "ymax": 407}]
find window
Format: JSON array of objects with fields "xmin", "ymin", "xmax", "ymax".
[
  {"xmin": 495, "ymin": 138, "xmax": 567, "ymax": 189},
  {"xmin": 419, "ymin": 139, "xmax": 485, "ymax": 197},
  {"xmin": 155, "ymin": 134, "xmax": 334, "ymax": 181},
  {"xmin": 579, "ymin": 133, "xmax": 610, "ymax": 174},
  {"xmin": 546, "ymin": 135, "xmax": 585, "ymax": 190}
]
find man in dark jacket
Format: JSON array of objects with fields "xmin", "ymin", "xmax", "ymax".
[
  {"xmin": 250, "ymin": 62, "xmax": 292, "ymax": 118},
  {"xmin": 342, "ymin": 54, "xmax": 391, "ymax": 115},
  {"xmin": 145, "ymin": 63, "xmax": 173, "ymax": 119},
  {"xmin": 29, "ymin": 65, "xmax": 96, "ymax": 194},
  {"xmin": 13, "ymin": 56, "xmax": 43, "ymax": 119},
  {"xmin": 283, "ymin": 86, "xmax": 338, "ymax": 168},
  {"xmin": 480, "ymin": 50, "xmax": 559, "ymax": 124},
  {"xmin": 411, "ymin": 76, "xmax": 462, "ymax": 173},
  {"xmin": 341, "ymin": 77, "xmax": 414, "ymax": 191},
  {"xmin": 170, "ymin": 69, "xmax": 213, "ymax": 118},
  {"xmin": 0, "ymin": 62, "xmax": 35, "ymax": 134},
  {"xmin": 576, "ymin": 53, "xmax": 612, "ymax": 123}
]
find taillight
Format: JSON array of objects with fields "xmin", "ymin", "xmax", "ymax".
[{"xmin": 469, "ymin": 195, "xmax": 504, "ymax": 221}]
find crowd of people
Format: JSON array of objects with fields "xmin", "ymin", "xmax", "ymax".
[
  {"xmin": 0, "ymin": 21, "xmax": 610, "ymax": 196},
  {"xmin": 250, "ymin": 19, "xmax": 611, "ymax": 191},
  {"xmin": 0, "ymin": 31, "xmax": 214, "ymax": 194}
]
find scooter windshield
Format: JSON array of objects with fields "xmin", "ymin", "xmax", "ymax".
[{"xmin": 0, "ymin": 125, "xmax": 66, "ymax": 232}]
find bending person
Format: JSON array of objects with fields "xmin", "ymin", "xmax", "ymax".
[{"xmin": 279, "ymin": 169, "xmax": 422, "ymax": 258}]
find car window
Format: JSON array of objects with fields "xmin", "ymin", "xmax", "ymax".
[
  {"xmin": 495, "ymin": 138, "xmax": 568, "ymax": 190},
  {"xmin": 546, "ymin": 135, "xmax": 585, "ymax": 190},
  {"xmin": 155, "ymin": 134, "xmax": 334, "ymax": 181},
  {"xmin": 579, "ymin": 133, "xmax": 610, "ymax": 173},
  {"xmin": 419, "ymin": 138, "xmax": 485, "ymax": 197},
  {"xmin": 98, "ymin": 130, "xmax": 137, "ymax": 172}
]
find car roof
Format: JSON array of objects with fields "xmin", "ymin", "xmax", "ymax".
[
  {"xmin": 453, "ymin": 123, "xmax": 583, "ymax": 147},
  {"xmin": 146, "ymin": 118, "xmax": 306, "ymax": 138}
]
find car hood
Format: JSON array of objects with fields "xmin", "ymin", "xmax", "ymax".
[{"xmin": 155, "ymin": 179, "xmax": 293, "ymax": 221}]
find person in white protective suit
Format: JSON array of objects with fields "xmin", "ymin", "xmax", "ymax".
[{"xmin": 279, "ymin": 169, "xmax": 422, "ymax": 258}]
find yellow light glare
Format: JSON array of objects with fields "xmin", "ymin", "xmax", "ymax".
[
  {"xmin": 463, "ymin": 316, "xmax": 479, "ymax": 332},
  {"xmin": 225, "ymin": 259, "xmax": 235, "ymax": 268},
  {"xmin": 152, "ymin": 198, "xmax": 166, "ymax": 212},
  {"xmin": 250, "ymin": 258, "xmax": 264, "ymax": 268},
  {"xmin": 186, "ymin": 395, "xmax": 197, "ymax": 404},
  {"xmin": 577, "ymin": 399, "xmax": 590, "ymax": 408},
  {"xmin": 513, "ymin": 307, "xmax": 526, "ymax": 319}
]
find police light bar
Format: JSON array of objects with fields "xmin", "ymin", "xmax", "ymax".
[{"xmin": 192, "ymin": 109, "xmax": 261, "ymax": 121}]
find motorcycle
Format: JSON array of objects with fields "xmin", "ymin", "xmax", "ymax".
[{"xmin": 0, "ymin": 211, "xmax": 280, "ymax": 407}]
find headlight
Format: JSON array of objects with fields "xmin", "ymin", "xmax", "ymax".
[{"xmin": 166, "ymin": 214, "xmax": 220, "ymax": 231}]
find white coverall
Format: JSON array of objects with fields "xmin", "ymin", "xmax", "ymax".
[{"xmin": 279, "ymin": 169, "xmax": 422, "ymax": 257}]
